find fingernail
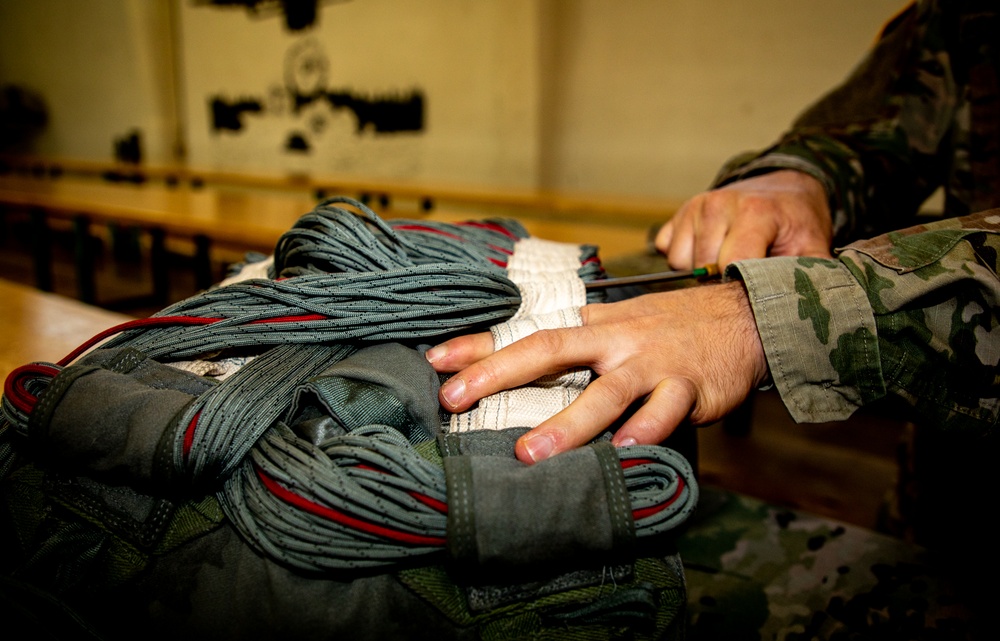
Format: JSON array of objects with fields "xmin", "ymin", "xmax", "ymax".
[
  {"xmin": 521, "ymin": 433, "xmax": 555, "ymax": 463},
  {"xmin": 440, "ymin": 377, "xmax": 465, "ymax": 408},
  {"xmin": 615, "ymin": 436, "xmax": 638, "ymax": 448},
  {"xmin": 425, "ymin": 345, "xmax": 446, "ymax": 364}
]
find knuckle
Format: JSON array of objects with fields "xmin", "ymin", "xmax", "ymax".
[
  {"xmin": 592, "ymin": 369, "xmax": 644, "ymax": 410},
  {"xmin": 697, "ymin": 195, "xmax": 726, "ymax": 220},
  {"xmin": 737, "ymin": 193, "xmax": 776, "ymax": 217},
  {"xmin": 626, "ymin": 412, "xmax": 671, "ymax": 443},
  {"xmin": 529, "ymin": 328, "xmax": 568, "ymax": 355}
]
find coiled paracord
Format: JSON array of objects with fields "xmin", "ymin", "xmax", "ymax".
[{"xmin": 0, "ymin": 197, "xmax": 697, "ymax": 572}]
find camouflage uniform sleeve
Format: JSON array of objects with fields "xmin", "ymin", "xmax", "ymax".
[
  {"xmin": 712, "ymin": 0, "xmax": 959, "ymax": 242},
  {"xmin": 726, "ymin": 210, "xmax": 1000, "ymax": 435}
]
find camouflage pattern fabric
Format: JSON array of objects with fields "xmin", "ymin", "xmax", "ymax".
[
  {"xmin": 713, "ymin": 0, "xmax": 1000, "ymax": 244},
  {"xmin": 729, "ymin": 210, "xmax": 999, "ymax": 433},
  {"xmin": 723, "ymin": 211, "xmax": 998, "ymax": 638},
  {"xmin": 678, "ymin": 487, "xmax": 985, "ymax": 640},
  {"xmin": 696, "ymin": 2, "xmax": 999, "ymax": 631}
]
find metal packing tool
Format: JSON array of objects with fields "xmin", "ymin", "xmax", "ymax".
[{"xmin": 584, "ymin": 263, "xmax": 720, "ymax": 290}]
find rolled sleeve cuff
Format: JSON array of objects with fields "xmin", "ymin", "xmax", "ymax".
[
  {"xmin": 727, "ymin": 257, "xmax": 884, "ymax": 423},
  {"xmin": 714, "ymin": 152, "xmax": 834, "ymax": 196}
]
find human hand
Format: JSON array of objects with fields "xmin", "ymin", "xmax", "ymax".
[
  {"xmin": 655, "ymin": 169, "xmax": 833, "ymax": 269},
  {"xmin": 425, "ymin": 282, "xmax": 769, "ymax": 464}
]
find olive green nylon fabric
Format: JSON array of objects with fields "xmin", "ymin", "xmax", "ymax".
[{"xmin": 397, "ymin": 556, "xmax": 686, "ymax": 641}]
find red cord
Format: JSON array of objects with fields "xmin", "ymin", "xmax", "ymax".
[
  {"xmin": 255, "ymin": 465, "xmax": 447, "ymax": 546},
  {"xmin": 622, "ymin": 457, "xmax": 687, "ymax": 521},
  {"xmin": 3, "ymin": 363, "xmax": 61, "ymax": 414},
  {"xmin": 355, "ymin": 463, "xmax": 448, "ymax": 513},
  {"xmin": 4, "ymin": 313, "xmax": 335, "ymax": 416},
  {"xmin": 486, "ymin": 244, "xmax": 514, "ymax": 256},
  {"xmin": 455, "ymin": 220, "xmax": 520, "ymax": 241},
  {"xmin": 57, "ymin": 316, "xmax": 219, "ymax": 366}
]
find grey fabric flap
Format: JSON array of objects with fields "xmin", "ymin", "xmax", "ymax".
[
  {"xmin": 444, "ymin": 441, "xmax": 635, "ymax": 572},
  {"xmin": 290, "ymin": 343, "xmax": 442, "ymax": 443},
  {"xmin": 27, "ymin": 348, "xmax": 215, "ymax": 490}
]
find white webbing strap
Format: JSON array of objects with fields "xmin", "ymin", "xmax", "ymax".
[{"xmin": 449, "ymin": 237, "xmax": 590, "ymax": 432}]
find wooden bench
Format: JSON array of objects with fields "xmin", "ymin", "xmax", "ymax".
[
  {"xmin": 0, "ymin": 277, "xmax": 133, "ymax": 381},
  {"xmin": 0, "ymin": 154, "xmax": 681, "ymax": 226},
  {"xmin": 0, "ymin": 174, "xmax": 321, "ymax": 306},
  {"xmin": 0, "ymin": 173, "xmax": 663, "ymax": 309}
]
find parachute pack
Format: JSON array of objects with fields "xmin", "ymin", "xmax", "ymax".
[{"xmin": 1, "ymin": 198, "xmax": 698, "ymax": 640}]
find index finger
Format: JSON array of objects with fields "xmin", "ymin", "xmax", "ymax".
[{"xmin": 433, "ymin": 326, "xmax": 598, "ymax": 413}]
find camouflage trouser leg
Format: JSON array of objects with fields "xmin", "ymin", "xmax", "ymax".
[{"xmin": 678, "ymin": 486, "xmax": 985, "ymax": 640}]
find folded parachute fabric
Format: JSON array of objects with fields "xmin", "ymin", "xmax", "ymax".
[{"xmin": 0, "ymin": 196, "xmax": 697, "ymax": 639}]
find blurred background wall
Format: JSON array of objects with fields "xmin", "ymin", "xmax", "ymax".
[{"xmin": 0, "ymin": 0, "xmax": 908, "ymax": 200}]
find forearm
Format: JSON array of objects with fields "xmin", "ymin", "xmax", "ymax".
[
  {"xmin": 728, "ymin": 254, "xmax": 882, "ymax": 422},
  {"xmin": 729, "ymin": 209, "xmax": 1000, "ymax": 435}
]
